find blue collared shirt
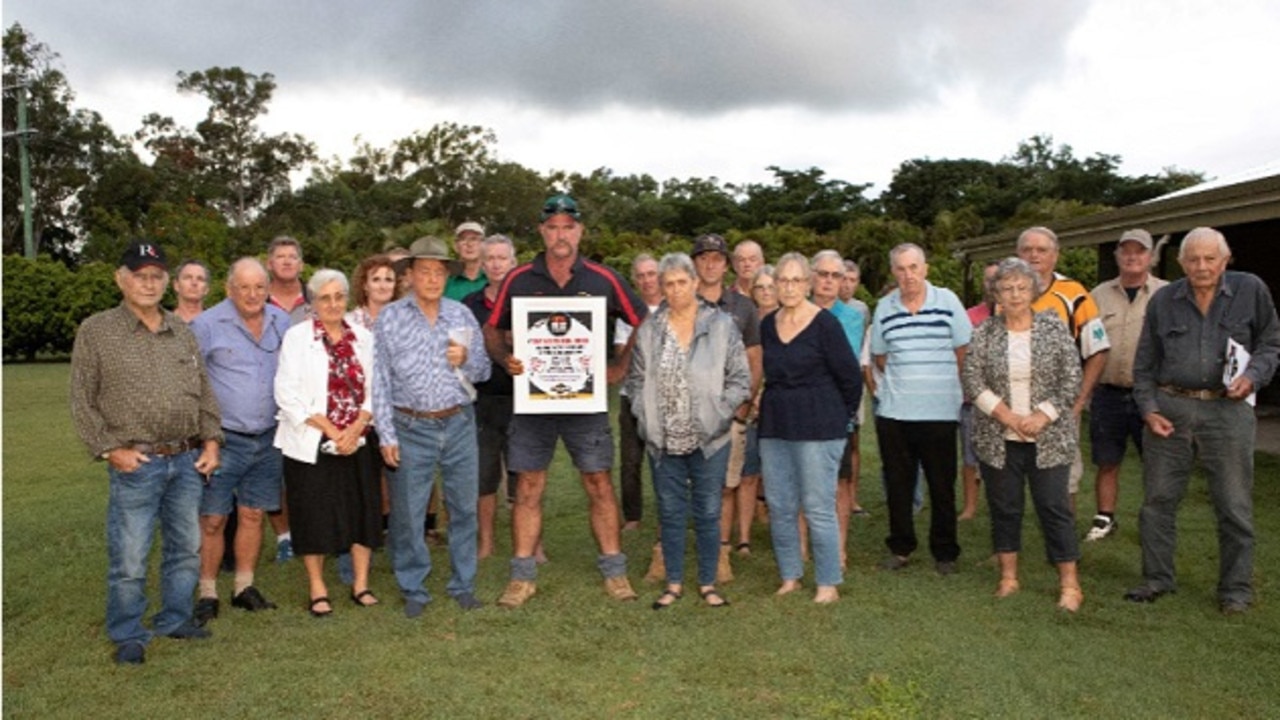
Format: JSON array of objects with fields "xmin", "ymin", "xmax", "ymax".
[
  {"xmin": 190, "ymin": 299, "xmax": 291, "ymax": 434},
  {"xmin": 1133, "ymin": 271, "xmax": 1280, "ymax": 416},
  {"xmin": 373, "ymin": 294, "xmax": 491, "ymax": 447}
]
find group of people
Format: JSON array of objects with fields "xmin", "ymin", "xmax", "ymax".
[{"xmin": 72, "ymin": 190, "xmax": 1279, "ymax": 665}]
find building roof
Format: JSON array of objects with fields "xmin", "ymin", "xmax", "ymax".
[{"xmin": 953, "ymin": 165, "xmax": 1280, "ymax": 262}]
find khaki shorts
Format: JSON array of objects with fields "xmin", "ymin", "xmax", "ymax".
[{"xmin": 725, "ymin": 421, "xmax": 747, "ymax": 489}]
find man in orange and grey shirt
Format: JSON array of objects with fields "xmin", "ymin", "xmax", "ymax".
[{"xmin": 1016, "ymin": 226, "xmax": 1111, "ymax": 503}]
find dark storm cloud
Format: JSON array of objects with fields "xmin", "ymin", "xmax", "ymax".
[{"xmin": 6, "ymin": 0, "xmax": 1091, "ymax": 113}]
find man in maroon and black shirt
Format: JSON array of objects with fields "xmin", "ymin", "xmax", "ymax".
[{"xmin": 483, "ymin": 194, "xmax": 647, "ymax": 608}]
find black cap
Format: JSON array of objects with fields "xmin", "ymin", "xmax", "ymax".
[
  {"xmin": 119, "ymin": 241, "xmax": 168, "ymax": 272},
  {"xmin": 691, "ymin": 234, "xmax": 729, "ymax": 258}
]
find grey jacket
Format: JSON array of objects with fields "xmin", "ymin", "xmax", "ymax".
[
  {"xmin": 626, "ymin": 300, "xmax": 752, "ymax": 459},
  {"xmin": 962, "ymin": 311, "xmax": 1082, "ymax": 469}
]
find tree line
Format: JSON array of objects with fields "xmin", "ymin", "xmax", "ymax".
[{"xmin": 2, "ymin": 22, "xmax": 1202, "ymax": 361}]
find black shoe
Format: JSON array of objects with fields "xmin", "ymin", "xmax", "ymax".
[
  {"xmin": 114, "ymin": 641, "xmax": 145, "ymax": 665},
  {"xmin": 1123, "ymin": 586, "xmax": 1168, "ymax": 603},
  {"xmin": 879, "ymin": 555, "xmax": 909, "ymax": 571},
  {"xmin": 231, "ymin": 585, "xmax": 278, "ymax": 611},
  {"xmin": 193, "ymin": 597, "xmax": 219, "ymax": 626},
  {"xmin": 1220, "ymin": 599, "xmax": 1250, "ymax": 615},
  {"xmin": 935, "ymin": 560, "xmax": 958, "ymax": 576},
  {"xmin": 454, "ymin": 592, "xmax": 484, "ymax": 611},
  {"xmin": 164, "ymin": 621, "xmax": 212, "ymax": 640}
]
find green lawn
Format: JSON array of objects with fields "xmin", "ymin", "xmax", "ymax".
[{"xmin": 4, "ymin": 363, "xmax": 1277, "ymax": 719}]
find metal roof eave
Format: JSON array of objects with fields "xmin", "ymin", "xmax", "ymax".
[{"xmin": 952, "ymin": 173, "xmax": 1280, "ymax": 262}]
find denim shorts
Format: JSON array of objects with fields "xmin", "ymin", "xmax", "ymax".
[
  {"xmin": 1089, "ymin": 384, "xmax": 1144, "ymax": 466},
  {"xmin": 508, "ymin": 412, "xmax": 613, "ymax": 473},
  {"xmin": 200, "ymin": 428, "xmax": 283, "ymax": 515},
  {"xmin": 726, "ymin": 422, "xmax": 761, "ymax": 487}
]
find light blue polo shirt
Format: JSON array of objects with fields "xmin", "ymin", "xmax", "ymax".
[{"xmin": 870, "ymin": 282, "xmax": 970, "ymax": 421}]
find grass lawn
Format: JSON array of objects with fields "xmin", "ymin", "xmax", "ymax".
[{"xmin": 4, "ymin": 362, "xmax": 1278, "ymax": 718}]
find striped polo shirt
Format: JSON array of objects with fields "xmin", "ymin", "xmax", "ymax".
[{"xmin": 870, "ymin": 281, "xmax": 971, "ymax": 421}]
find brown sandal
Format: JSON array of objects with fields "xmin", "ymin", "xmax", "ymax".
[{"xmin": 1058, "ymin": 586, "xmax": 1084, "ymax": 613}]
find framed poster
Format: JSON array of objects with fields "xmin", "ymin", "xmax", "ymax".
[{"xmin": 512, "ymin": 296, "xmax": 608, "ymax": 414}]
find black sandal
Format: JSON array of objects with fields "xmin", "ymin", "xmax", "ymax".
[
  {"xmin": 309, "ymin": 597, "xmax": 333, "ymax": 617},
  {"xmin": 651, "ymin": 589, "xmax": 682, "ymax": 610},
  {"xmin": 700, "ymin": 589, "xmax": 730, "ymax": 608},
  {"xmin": 736, "ymin": 542, "xmax": 751, "ymax": 555},
  {"xmin": 350, "ymin": 589, "xmax": 379, "ymax": 607}
]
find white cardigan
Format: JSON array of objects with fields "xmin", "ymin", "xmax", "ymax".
[{"xmin": 273, "ymin": 321, "xmax": 375, "ymax": 464}]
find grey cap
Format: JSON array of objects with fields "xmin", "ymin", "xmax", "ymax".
[{"xmin": 1118, "ymin": 228, "xmax": 1153, "ymax": 249}]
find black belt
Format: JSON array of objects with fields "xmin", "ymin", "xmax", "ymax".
[
  {"xmin": 395, "ymin": 405, "xmax": 463, "ymax": 420},
  {"xmin": 129, "ymin": 437, "xmax": 201, "ymax": 456},
  {"xmin": 1159, "ymin": 385, "xmax": 1226, "ymax": 400},
  {"xmin": 223, "ymin": 426, "xmax": 275, "ymax": 438}
]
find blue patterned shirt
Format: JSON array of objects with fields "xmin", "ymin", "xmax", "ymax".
[{"xmin": 373, "ymin": 294, "xmax": 491, "ymax": 446}]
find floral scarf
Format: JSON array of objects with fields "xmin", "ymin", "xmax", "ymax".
[{"xmin": 315, "ymin": 319, "xmax": 366, "ymax": 431}]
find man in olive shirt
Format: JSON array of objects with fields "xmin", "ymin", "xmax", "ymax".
[
  {"xmin": 1127, "ymin": 227, "xmax": 1280, "ymax": 613},
  {"xmin": 71, "ymin": 241, "xmax": 223, "ymax": 665}
]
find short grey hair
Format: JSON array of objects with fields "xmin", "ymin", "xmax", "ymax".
[
  {"xmin": 632, "ymin": 252, "xmax": 657, "ymax": 278},
  {"xmin": 482, "ymin": 234, "xmax": 515, "ymax": 258},
  {"xmin": 1178, "ymin": 226, "xmax": 1230, "ymax": 261},
  {"xmin": 267, "ymin": 235, "xmax": 303, "ymax": 261},
  {"xmin": 1016, "ymin": 226, "xmax": 1058, "ymax": 252},
  {"xmin": 988, "ymin": 257, "xmax": 1042, "ymax": 298},
  {"xmin": 889, "ymin": 243, "xmax": 926, "ymax": 267},
  {"xmin": 753, "ymin": 264, "xmax": 777, "ymax": 287},
  {"xmin": 843, "ymin": 259, "xmax": 860, "ymax": 274},
  {"xmin": 812, "ymin": 249, "xmax": 843, "ymax": 267},
  {"xmin": 307, "ymin": 268, "xmax": 349, "ymax": 297},
  {"xmin": 227, "ymin": 257, "xmax": 268, "ymax": 286},
  {"xmin": 776, "ymin": 252, "xmax": 811, "ymax": 280},
  {"xmin": 657, "ymin": 252, "xmax": 696, "ymax": 284}
]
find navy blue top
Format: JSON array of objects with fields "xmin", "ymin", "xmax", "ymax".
[{"xmin": 758, "ymin": 308, "xmax": 862, "ymax": 441}]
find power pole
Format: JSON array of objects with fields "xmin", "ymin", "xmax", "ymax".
[{"xmin": 3, "ymin": 81, "xmax": 37, "ymax": 258}]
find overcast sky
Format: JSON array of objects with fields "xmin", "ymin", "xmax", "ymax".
[{"xmin": 5, "ymin": 0, "xmax": 1279, "ymax": 194}]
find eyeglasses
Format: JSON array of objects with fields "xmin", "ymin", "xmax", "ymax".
[
  {"xmin": 753, "ymin": 284, "xmax": 777, "ymax": 292},
  {"xmin": 996, "ymin": 284, "xmax": 1033, "ymax": 296},
  {"xmin": 234, "ymin": 320, "xmax": 283, "ymax": 354},
  {"xmin": 813, "ymin": 270, "xmax": 842, "ymax": 280},
  {"xmin": 776, "ymin": 277, "xmax": 807, "ymax": 287}
]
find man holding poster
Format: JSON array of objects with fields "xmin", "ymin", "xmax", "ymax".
[{"xmin": 484, "ymin": 194, "xmax": 648, "ymax": 608}]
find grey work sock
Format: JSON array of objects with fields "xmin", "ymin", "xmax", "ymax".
[
  {"xmin": 510, "ymin": 555, "xmax": 538, "ymax": 582},
  {"xmin": 597, "ymin": 552, "xmax": 628, "ymax": 579}
]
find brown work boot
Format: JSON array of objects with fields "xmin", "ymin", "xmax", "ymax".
[
  {"xmin": 496, "ymin": 580, "xmax": 536, "ymax": 608},
  {"xmin": 644, "ymin": 543, "xmax": 665, "ymax": 584},
  {"xmin": 717, "ymin": 542, "xmax": 734, "ymax": 584},
  {"xmin": 603, "ymin": 575, "xmax": 638, "ymax": 601}
]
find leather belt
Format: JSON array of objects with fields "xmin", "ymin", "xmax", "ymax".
[
  {"xmin": 395, "ymin": 405, "xmax": 464, "ymax": 420},
  {"xmin": 1159, "ymin": 385, "xmax": 1225, "ymax": 400},
  {"xmin": 130, "ymin": 437, "xmax": 202, "ymax": 456}
]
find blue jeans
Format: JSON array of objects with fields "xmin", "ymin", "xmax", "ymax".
[
  {"xmin": 105, "ymin": 451, "xmax": 203, "ymax": 645},
  {"xmin": 387, "ymin": 406, "xmax": 479, "ymax": 603},
  {"xmin": 651, "ymin": 445, "xmax": 729, "ymax": 587},
  {"xmin": 1140, "ymin": 393, "xmax": 1255, "ymax": 603},
  {"xmin": 760, "ymin": 438, "xmax": 844, "ymax": 587}
]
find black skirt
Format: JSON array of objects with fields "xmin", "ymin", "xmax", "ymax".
[{"xmin": 284, "ymin": 441, "xmax": 383, "ymax": 556}]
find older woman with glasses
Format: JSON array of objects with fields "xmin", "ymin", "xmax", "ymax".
[
  {"xmin": 274, "ymin": 269, "xmax": 381, "ymax": 617},
  {"xmin": 627, "ymin": 253, "xmax": 752, "ymax": 609},
  {"xmin": 758, "ymin": 253, "xmax": 862, "ymax": 604},
  {"xmin": 962, "ymin": 257, "xmax": 1084, "ymax": 611}
]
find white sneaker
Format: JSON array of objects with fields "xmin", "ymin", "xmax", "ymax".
[{"xmin": 1085, "ymin": 514, "xmax": 1117, "ymax": 542}]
